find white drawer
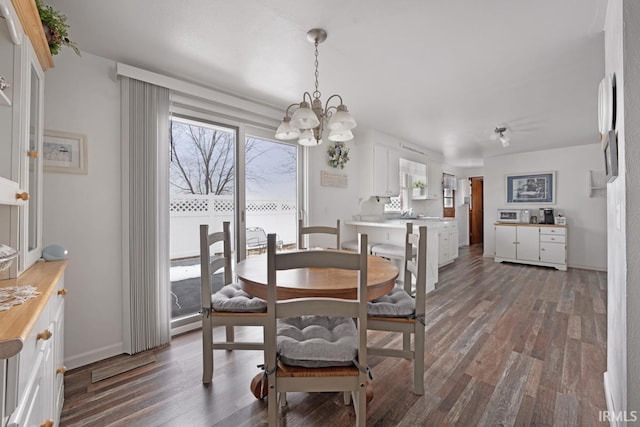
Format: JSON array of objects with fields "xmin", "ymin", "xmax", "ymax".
[
  {"xmin": 540, "ymin": 227, "xmax": 566, "ymax": 236},
  {"xmin": 540, "ymin": 234, "xmax": 566, "ymax": 243}
]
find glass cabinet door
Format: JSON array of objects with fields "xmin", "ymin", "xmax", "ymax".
[{"xmin": 20, "ymin": 41, "xmax": 44, "ymax": 271}]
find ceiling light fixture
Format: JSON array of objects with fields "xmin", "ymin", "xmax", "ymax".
[
  {"xmin": 492, "ymin": 126, "xmax": 511, "ymax": 147},
  {"xmin": 275, "ymin": 28, "xmax": 357, "ymax": 146}
]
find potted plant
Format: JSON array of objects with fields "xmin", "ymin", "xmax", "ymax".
[
  {"xmin": 412, "ymin": 180, "xmax": 425, "ymax": 197},
  {"xmin": 36, "ymin": 0, "xmax": 80, "ymax": 56}
]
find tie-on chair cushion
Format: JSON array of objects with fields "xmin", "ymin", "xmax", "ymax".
[
  {"xmin": 367, "ymin": 287, "xmax": 415, "ymax": 317},
  {"xmin": 210, "ymin": 283, "xmax": 267, "ymax": 313},
  {"xmin": 277, "ymin": 316, "xmax": 357, "ymax": 368}
]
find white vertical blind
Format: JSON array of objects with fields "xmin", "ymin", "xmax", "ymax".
[{"xmin": 121, "ymin": 77, "xmax": 171, "ymax": 353}]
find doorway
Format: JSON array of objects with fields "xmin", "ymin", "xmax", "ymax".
[{"xmin": 469, "ymin": 177, "xmax": 484, "ymax": 245}]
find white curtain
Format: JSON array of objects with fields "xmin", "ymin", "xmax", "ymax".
[{"xmin": 121, "ymin": 77, "xmax": 171, "ymax": 353}]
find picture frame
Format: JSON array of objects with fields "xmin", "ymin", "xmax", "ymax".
[
  {"xmin": 43, "ymin": 130, "xmax": 88, "ymax": 174},
  {"xmin": 603, "ymin": 129, "xmax": 618, "ymax": 183},
  {"xmin": 506, "ymin": 171, "xmax": 555, "ymax": 204}
]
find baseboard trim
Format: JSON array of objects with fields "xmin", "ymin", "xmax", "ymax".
[
  {"xmin": 603, "ymin": 371, "xmax": 617, "ymax": 427},
  {"xmin": 64, "ymin": 342, "xmax": 124, "ymax": 370}
]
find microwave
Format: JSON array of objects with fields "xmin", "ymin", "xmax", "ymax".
[{"xmin": 497, "ymin": 209, "xmax": 521, "ymax": 223}]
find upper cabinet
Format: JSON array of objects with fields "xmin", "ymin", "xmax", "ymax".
[
  {"xmin": 426, "ymin": 160, "xmax": 442, "ymax": 199},
  {"xmin": 0, "ymin": 0, "xmax": 45, "ymax": 277},
  {"xmin": 359, "ymin": 142, "xmax": 400, "ymax": 198}
]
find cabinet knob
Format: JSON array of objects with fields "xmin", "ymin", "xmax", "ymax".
[
  {"xmin": 58, "ymin": 288, "xmax": 68, "ymax": 296},
  {"xmin": 27, "ymin": 150, "xmax": 38, "ymax": 159},
  {"xmin": 15, "ymin": 192, "xmax": 29, "ymax": 201},
  {"xmin": 56, "ymin": 366, "xmax": 67, "ymax": 375},
  {"xmin": 40, "ymin": 420, "xmax": 54, "ymax": 427},
  {"xmin": 36, "ymin": 329, "xmax": 52, "ymax": 341}
]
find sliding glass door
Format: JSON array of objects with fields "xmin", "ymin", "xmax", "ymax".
[
  {"xmin": 168, "ymin": 114, "xmax": 301, "ymax": 329},
  {"xmin": 169, "ymin": 115, "xmax": 238, "ymax": 326}
]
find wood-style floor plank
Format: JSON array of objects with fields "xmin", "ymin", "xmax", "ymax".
[{"xmin": 60, "ymin": 245, "xmax": 608, "ymax": 426}]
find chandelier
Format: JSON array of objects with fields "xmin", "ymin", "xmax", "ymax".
[{"xmin": 275, "ymin": 28, "xmax": 357, "ymax": 146}]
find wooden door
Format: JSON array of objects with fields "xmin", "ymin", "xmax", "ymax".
[{"xmin": 469, "ymin": 177, "xmax": 484, "ymax": 245}]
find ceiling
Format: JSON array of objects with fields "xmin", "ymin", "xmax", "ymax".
[{"xmin": 48, "ymin": 0, "xmax": 608, "ymax": 167}]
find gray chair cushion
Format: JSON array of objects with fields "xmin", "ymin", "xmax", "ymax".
[
  {"xmin": 341, "ymin": 239, "xmax": 376, "ymax": 253},
  {"xmin": 277, "ymin": 316, "xmax": 357, "ymax": 368},
  {"xmin": 367, "ymin": 287, "xmax": 415, "ymax": 317},
  {"xmin": 210, "ymin": 283, "xmax": 267, "ymax": 313}
]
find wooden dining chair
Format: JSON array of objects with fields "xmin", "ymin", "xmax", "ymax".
[
  {"xmin": 200, "ymin": 222, "xmax": 268, "ymax": 385},
  {"xmin": 264, "ymin": 232, "xmax": 369, "ymax": 427},
  {"xmin": 298, "ymin": 218, "xmax": 340, "ymax": 249},
  {"xmin": 366, "ymin": 222, "xmax": 426, "ymax": 395}
]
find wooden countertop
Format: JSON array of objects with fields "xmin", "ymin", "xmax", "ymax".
[{"xmin": 0, "ymin": 260, "xmax": 67, "ymax": 359}]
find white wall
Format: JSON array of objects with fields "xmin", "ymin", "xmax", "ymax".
[
  {"xmin": 43, "ymin": 51, "xmax": 123, "ymax": 368},
  {"xmin": 483, "ymin": 144, "xmax": 607, "ymax": 270},
  {"xmin": 604, "ymin": 0, "xmax": 640, "ymax": 418}
]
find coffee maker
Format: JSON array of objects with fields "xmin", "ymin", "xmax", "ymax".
[{"xmin": 538, "ymin": 208, "xmax": 554, "ymax": 224}]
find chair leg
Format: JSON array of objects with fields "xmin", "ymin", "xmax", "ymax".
[
  {"xmin": 402, "ymin": 332, "xmax": 411, "ymax": 355},
  {"xmin": 202, "ymin": 316, "xmax": 213, "ymax": 384},
  {"xmin": 268, "ymin": 383, "xmax": 278, "ymax": 426},
  {"xmin": 343, "ymin": 391, "xmax": 351, "ymax": 405},
  {"xmin": 355, "ymin": 388, "xmax": 366, "ymax": 427},
  {"xmin": 414, "ymin": 327, "xmax": 425, "ymax": 395},
  {"xmin": 225, "ymin": 325, "xmax": 235, "ymax": 346}
]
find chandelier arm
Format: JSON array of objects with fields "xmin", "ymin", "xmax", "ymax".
[
  {"xmin": 284, "ymin": 103, "xmax": 300, "ymax": 117},
  {"xmin": 323, "ymin": 94, "xmax": 344, "ymax": 119}
]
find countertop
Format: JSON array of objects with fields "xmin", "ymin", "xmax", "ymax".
[
  {"xmin": 345, "ymin": 218, "xmax": 456, "ymax": 229},
  {"xmin": 0, "ymin": 260, "xmax": 68, "ymax": 359}
]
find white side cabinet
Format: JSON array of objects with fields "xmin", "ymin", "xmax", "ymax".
[
  {"xmin": 426, "ymin": 161, "xmax": 442, "ymax": 199},
  {"xmin": 1, "ymin": 262, "xmax": 67, "ymax": 427},
  {"xmin": 494, "ymin": 224, "xmax": 567, "ymax": 271},
  {"xmin": 359, "ymin": 142, "xmax": 400, "ymax": 198}
]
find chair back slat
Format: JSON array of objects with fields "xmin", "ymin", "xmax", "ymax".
[
  {"xmin": 298, "ymin": 219, "xmax": 341, "ymax": 249},
  {"xmin": 276, "ymin": 249, "xmax": 360, "ymax": 271},
  {"xmin": 277, "ymin": 298, "xmax": 359, "ymax": 319},
  {"xmin": 403, "ymin": 223, "xmax": 427, "ymax": 315}
]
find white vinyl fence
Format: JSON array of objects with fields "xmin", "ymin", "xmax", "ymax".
[{"xmin": 170, "ymin": 194, "xmax": 297, "ymax": 259}]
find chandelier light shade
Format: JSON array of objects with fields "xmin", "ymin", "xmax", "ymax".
[{"xmin": 275, "ymin": 28, "xmax": 356, "ymax": 146}]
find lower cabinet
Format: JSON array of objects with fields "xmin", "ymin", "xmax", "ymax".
[
  {"xmin": 494, "ymin": 224, "xmax": 567, "ymax": 271},
  {"xmin": 437, "ymin": 224, "xmax": 459, "ymax": 267},
  {"xmin": 3, "ymin": 271, "xmax": 66, "ymax": 427}
]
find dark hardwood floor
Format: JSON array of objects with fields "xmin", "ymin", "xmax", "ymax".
[{"xmin": 61, "ymin": 245, "xmax": 608, "ymax": 426}]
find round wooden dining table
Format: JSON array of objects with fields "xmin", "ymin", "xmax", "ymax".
[{"xmin": 235, "ymin": 251, "xmax": 398, "ymax": 301}]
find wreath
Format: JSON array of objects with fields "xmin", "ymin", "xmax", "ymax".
[{"xmin": 327, "ymin": 142, "xmax": 350, "ymax": 169}]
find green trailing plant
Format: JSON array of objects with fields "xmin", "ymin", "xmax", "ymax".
[
  {"xmin": 413, "ymin": 180, "xmax": 425, "ymax": 189},
  {"xmin": 327, "ymin": 142, "xmax": 350, "ymax": 169},
  {"xmin": 35, "ymin": 0, "xmax": 80, "ymax": 56}
]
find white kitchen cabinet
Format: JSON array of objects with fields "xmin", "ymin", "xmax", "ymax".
[
  {"xmin": 1, "ymin": 262, "xmax": 67, "ymax": 427},
  {"xmin": 0, "ymin": 1, "xmax": 44, "ymax": 278},
  {"xmin": 494, "ymin": 224, "xmax": 567, "ymax": 271},
  {"xmin": 437, "ymin": 223, "xmax": 459, "ymax": 267},
  {"xmin": 360, "ymin": 142, "xmax": 400, "ymax": 198},
  {"xmin": 426, "ymin": 161, "xmax": 442, "ymax": 199}
]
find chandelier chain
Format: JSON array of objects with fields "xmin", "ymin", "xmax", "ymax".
[{"xmin": 313, "ymin": 39, "xmax": 321, "ymax": 100}]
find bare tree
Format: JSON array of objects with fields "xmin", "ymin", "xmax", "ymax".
[{"xmin": 170, "ymin": 120, "xmax": 297, "ymax": 195}]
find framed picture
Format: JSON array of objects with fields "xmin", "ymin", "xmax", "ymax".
[
  {"xmin": 506, "ymin": 171, "xmax": 555, "ymax": 204},
  {"xmin": 43, "ymin": 130, "xmax": 88, "ymax": 174},
  {"xmin": 603, "ymin": 129, "xmax": 619, "ymax": 182}
]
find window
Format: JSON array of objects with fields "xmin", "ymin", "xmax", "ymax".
[{"xmin": 443, "ymin": 173, "xmax": 456, "ymax": 218}]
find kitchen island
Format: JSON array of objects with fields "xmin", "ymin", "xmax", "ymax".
[{"xmin": 344, "ymin": 218, "xmax": 459, "ymax": 291}]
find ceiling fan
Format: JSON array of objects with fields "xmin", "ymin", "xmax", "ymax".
[{"xmin": 490, "ymin": 126, "xmax": 511, "ymax": 147}]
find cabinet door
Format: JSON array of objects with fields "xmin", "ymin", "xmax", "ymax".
[
  {"xmin": 540, "ymin": 242, "xmax": 565, "ymax": 264},
  {"xmin": 516, "ymin": 226, "xmax": 539, "ymax": 262},
  {"xmin": 386, "ymin": 148, "xmax": 400, "ymax": 196},
  {"xmin": 495, "ymin": 226, "xmax": 516, "ymax": 259},
  {"xmin": 449, "ymin": 229, "xmax": 459, "ymax": 259},
  {"xmin": 373, "ymin": 145, "xmax": 388, "ymax": 196},
  {"xmin": 426, "ymin": 161, "xmax": 442, "ymax": 199},
  {"xmin": 437, "ymin": 229, "xmax": 449, "ymax": 265},
  {"xmin": 18, "ymin": 40, "xmax": 44, "ymax": 272}
]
